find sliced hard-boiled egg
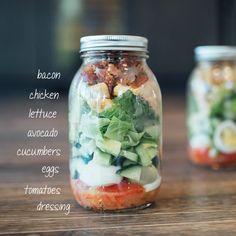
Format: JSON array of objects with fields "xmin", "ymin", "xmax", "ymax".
[
  {"xmin": 214, "ymin": 120, "xmax": 236, "ymax": 154},
  {"xmin": 79, "ymin": 161, "xmax": 122, "ymax": 187},
  {"xmin": 139, "ymin": 165, "xmax": 158, "ymax": 185},
  {"xmin": 75, "ymin": 158, "xmax": 87, "ymax": 174},
  {"xmin": 135, "ymin": 165, "xmax": 161, "ymax": 192},
  {"xmin": 190, "ymin": 134, "xmax": 211, "ymax": 149},
  {"xmin": 70, "ymin": 158, "xmax": 86, "ymax": 178},
  {"xmin": 144, "ymin": 175, "xmax": 161, "ymax": 192}
]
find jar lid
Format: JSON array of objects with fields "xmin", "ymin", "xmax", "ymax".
[
  {"xmin": 80, "ymin": 35, "xmax": 148, "ymax": 53},
  {"xmin": 195, "ymin": 46, "xmax": 236, "ymax": 61}
]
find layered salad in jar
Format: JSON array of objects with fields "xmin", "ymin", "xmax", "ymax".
[
  {"xmin": 188, "ymin": 62, "xmax": 236, "ymax": 168},
  {"xmin": 69, "ymin": 57, "xmax": 161, "ymax": 210}
]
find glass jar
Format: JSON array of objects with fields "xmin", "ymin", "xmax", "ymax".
[
  {"xmin": 187, "ymin": 46, "xmax": 236, "ymax": 169},
  {"xmin": 69, "ymin": 35, "xmax": 162, "ymax": 211}
]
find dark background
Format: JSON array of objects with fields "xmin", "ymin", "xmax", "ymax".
[{"xmin": 0, "ymin": 0, "xmax": 236, "ymax": 96}]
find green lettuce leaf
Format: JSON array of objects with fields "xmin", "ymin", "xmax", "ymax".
[
  {"xmin": 104, "ymin": 116, "xmax": 132, "ymax": 141},
  {"xmin": 100, "ymin": 90, "xmax": 156, "ymax": 121},
  {"xmin": 135, "ymin": 141, "xmax": 158, "ymax": 166},
  {"xmin": 79, "ymin": 113, "xmax": 109, "ymax": 139},
  {"xmin": 98, "ymin": 90, "xmax": 159, "ymax": 150},
  {"xmin": 113, "ymin": 90, "xmax": 155, "ymax": 120}
]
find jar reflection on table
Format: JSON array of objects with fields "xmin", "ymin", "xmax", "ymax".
[
  {"xmin": 187, "ymin": 46, "xmax": 236, "ymax": 169},
  {"xmin": 69, "ymin": 35, "xmax": 162, "ymax": 211}
]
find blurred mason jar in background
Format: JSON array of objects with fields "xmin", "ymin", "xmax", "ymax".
[{"xmin": 187, "ymin": 46, "xmax": 236, "ymax": 169}]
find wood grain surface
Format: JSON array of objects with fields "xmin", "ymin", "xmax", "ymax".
[{"xmin": 1, "ymin": 95, "xmax": 236, "ymax": 236}]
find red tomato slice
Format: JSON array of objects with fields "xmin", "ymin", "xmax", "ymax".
[
  {"xmin": 71, "ymin": 179, "xmax": 159, "ymax": 210},
  {"xmin": 189, "ymin": 146, "xmax": 236, "ymax": 168},
  {"xmin": 98, "ymin": 181, "xmax": 144, "ymax": 193}
]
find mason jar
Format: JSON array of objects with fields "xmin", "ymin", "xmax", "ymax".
[
  {"xmin": 69, "ymin": 35, "xmax": 162, "ymax": 211},
  {"xmin": 187, "ymin": 46, "xmax": 236, "ymax": 169}
]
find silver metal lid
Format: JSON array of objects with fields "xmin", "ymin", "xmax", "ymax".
[
  {"xmin": 80, "ymin": 35, "xmax": 148, "ymax": 53},
  {"xmin": 195, "ymin": 46, "xmax": 236, "ymax": 61}
]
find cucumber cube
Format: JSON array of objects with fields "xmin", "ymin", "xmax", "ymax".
[{"xmin": 117, "ymin": 165, "xmax": 142, "ymax": 182}]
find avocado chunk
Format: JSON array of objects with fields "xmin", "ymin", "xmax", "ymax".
[
  {"xmin": 123, "ymin": 159, "xmax": 137, "ymax": 167},
  {"xmin": 144, "ymin": 125, "xmax": 159, "ymax": 140},
  {"xmin": 78, "ymin": 138, "xmax": 96, "ymax": 156},
  {"xmin": 224, "ymin": 98, "xmax": 236, "ymax": 120},
  {"xmin": 135, "ymin": 142, "xmax": 157, "ymax": 166},
  {"xmin": 96, "ymin": 138, "xmax": 121, "ymax": 156}
]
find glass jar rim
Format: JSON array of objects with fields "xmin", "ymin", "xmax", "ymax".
[
  {"xmin": 195, "ymin": 46, "xmax": 236, "ymax": 61},
  {"xmin": 80, "ymin": 35, "xmax": 148, "ymax": 53}
]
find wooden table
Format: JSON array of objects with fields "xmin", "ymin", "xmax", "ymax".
[{"xmin": 1, "ymin": 95, "xmax": 236, "ymax": 235}]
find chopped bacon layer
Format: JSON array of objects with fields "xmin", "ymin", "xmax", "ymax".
[{"xmin": 81, "ymin": 59, "xmax": 149, "ymax": 96}]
